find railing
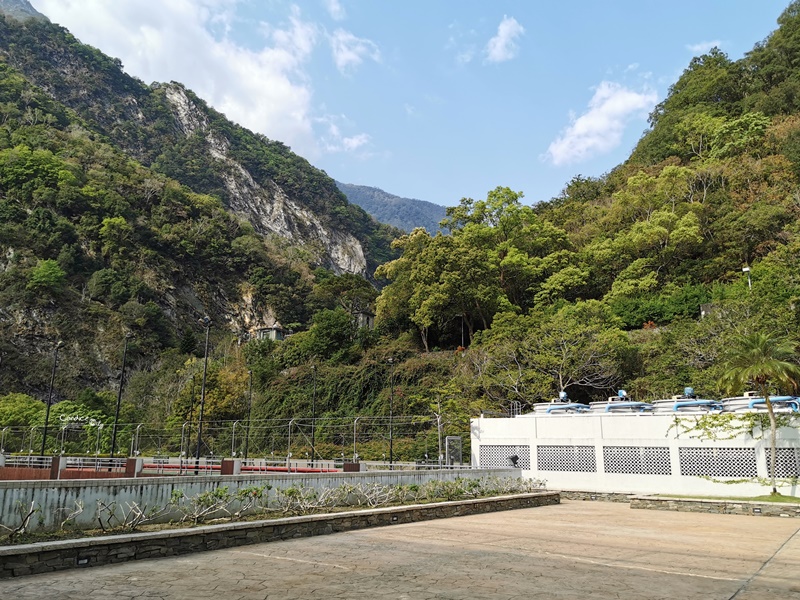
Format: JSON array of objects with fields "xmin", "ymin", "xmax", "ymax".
[
  {"xmin": 3, "ymin": 455, "xmax": 53, "ymax": 469},
  {"xmin": 64, "ymin": 456, "xmax": 127, "ymax": 471}
]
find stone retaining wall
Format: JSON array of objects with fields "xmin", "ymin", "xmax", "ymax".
[
  {"xmin": 630, "ymin": 496, "xmax": 800, "ymax": 518},
  {"xmin": 0, "ymin": 491, "xmax": 559, "ymax": 578},
  {"xmin": 559, "ymin": 490, "xmax": 634, "ymax": 503}
]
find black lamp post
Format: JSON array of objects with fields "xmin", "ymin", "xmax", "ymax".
[
  {"xmin": 388, "ymin": 357, "xmax": 394, "ymax": 468},
  {"xmin": 110, "ymin": 332, "xmax": 133, "ymax": 457},
  {"xmin": 244, "ymin": 369, "xmax": 253, "ymax": 460},
  {"xmin": 311, "ymin": 365, "xmax": 316, "ymax": 466},
  {"xmin": 40, "ymin": 340, "xmax": 64, "ymax": 456},
  {"xmin": 195, "ymin": 316, "xmax": 212, "ymax": 471}
]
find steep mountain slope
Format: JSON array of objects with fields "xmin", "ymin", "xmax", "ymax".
[
  {"xmin": 336, "ymin": 181, "xmax": 447, "ymax": 234},
  {"xmin": 0, "ymin": 5, "xmax": 401, "ymax": 401},
  {"xmin": 0, "ymin": 9, "xmax": 397, "ymax": 276}
]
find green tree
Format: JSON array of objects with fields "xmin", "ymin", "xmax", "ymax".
[
  {"xmin": 0, "ymin": 393, "xmax": 43, "ymax": 426},
  {"xmin": 26, "ymin": 258, "xmax": 66, "ymax": 295},
  {"xmin": 718, "ymin": 332, "xmax": 800, "ymax": 494}
]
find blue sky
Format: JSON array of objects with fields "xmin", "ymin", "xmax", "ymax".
[{"xmin": 33, "ymin": 1, "xmax": 787, "ymax": 207}]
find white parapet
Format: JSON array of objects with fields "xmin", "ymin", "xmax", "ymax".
[{"xmin": 471, "ymin": 412, "xmax": 800, "ymax": 496}]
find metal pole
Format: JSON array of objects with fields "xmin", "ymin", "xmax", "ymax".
[
  {"xmin": 287, "ymin": 418, "xmax": 294, "ymax": 473},
  {"xmin": 188, "ymin": 374, "xmax": 196, "ymax": 419},
  {"xmin": 437, "ymin": 413, "xmax": 443, "ymax": 468},
  {"xmin": 244, "ymin": 370, "xmax": 253, "ymax": 460},
  {"xmin": 41, "ymin": 341, "xmax": 63, "ymax": 456},
  {"xmin": 388, "ymin": 357, "xmax": 394, "ymax": 468},
  {"xmin": 181, "ymin": 422, "xmax": 188, "ymax": 456},
  {"xmin": 311, "ymin": 365, "xmax": 316, "ymax": 465},
  {"xmin": 195, "ymin": 317, "xmax": 211, "ymax": 473},
  {"xmin": 1, "ymin": 427, "xmax": 7, "ymax": 453},
  {"xmin": 111, "ymin": 333, "xmax": 132, "ymax": 457},
  {"xmin": 132, "ymin": 423, "xmax": 143, "ymax": 456},
  {"xmin": 95, "ymin": 424, "xmax": 103, "ymax": 459},
  {"xmin": 353, "ymin": 417, "xmax": 360, "ymax": 461},
  {"xmin": 231, "ymin": 421, "xmax": 240, "ymax": 456}
]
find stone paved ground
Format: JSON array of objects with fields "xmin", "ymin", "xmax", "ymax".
[{"xmin": 1, "ymin": 500, "xmax": 799, "ymax": 600}]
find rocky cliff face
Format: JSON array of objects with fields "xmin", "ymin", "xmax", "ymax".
[{"xmin": 163, "ymin": 85, "xmax": 367, "ymax": 275}]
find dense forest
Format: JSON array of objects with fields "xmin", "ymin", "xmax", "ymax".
[
  {"xmin": 3, "ymin": 2, "xmax": 800, "ymax": 461},
  {"xmin": 336, "ymin": 181, "xmax": 447, "ymax": 235}
]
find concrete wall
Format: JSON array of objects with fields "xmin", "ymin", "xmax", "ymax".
[
  {"xmin": 0, "ymin": 468, "xmax": 518, "ymax": 532},
  {"xmin": 471, "ymin": 413, "xmax": 800, "ymax": 496}
]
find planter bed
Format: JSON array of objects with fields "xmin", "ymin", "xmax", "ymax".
[{"xmin": 0, "ymin": 491, "xmax": 559, "ymax": 578}]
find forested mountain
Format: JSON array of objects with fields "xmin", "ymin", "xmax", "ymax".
[
  {"xmin": 3, "ymin": 1, "xmax": 800, "ymax": 462},
  {"xmin": 336, "ymin": 181, "xmax": 447, "ymax": 234},
  {"xmin": 0, "ymin": 11, "xmax": 397, "ymax": 277},
  {"xmin": 0, "ymin": 5, "xmax": 393, "ymax": 405}
]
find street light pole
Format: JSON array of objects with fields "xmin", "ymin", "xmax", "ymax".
[
  {"xmin": 388, "ymin": 357, "xmax": 395, "ymax": 468},
  {"xmin": 111, "ymin": 332, "xmax": 133, "ymax": 457},
  {"xmin": 742, "ymin": 266, "xmax": 752, "ymax": 290},
  {"xmin": 244, "ymin": 369, "xmax": 253, "ymax": 460},
  {"xmin": 40, "ymin": 340, "xmax": 64, "ymax": 456},
  {"xmin": 195, "ymin": 316, "xmax": 212, "ymax": 472},
  {"xmin": 311, "ymin": 365, "xmax": 316, "ymax": 465}
]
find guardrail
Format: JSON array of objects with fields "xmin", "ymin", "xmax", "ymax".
[
  {"xmin": 1, "ymin": 454, "xmax": 478, "ymax": 481},
  {"xmin": 2, "ymin": 455, "xmax": 53, "ymax": 469}
]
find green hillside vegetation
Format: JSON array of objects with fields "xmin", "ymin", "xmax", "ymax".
[
  {"xmin": 0, "ymin": 14, "xmax": 397, "ymax": 274},
  {"xmin": 336, "ymin": 181, "xmax": 447, "ymax": 234},
  {"xmin": 3, "ymin": 3, "xmax": 800, "ymax": 461}
]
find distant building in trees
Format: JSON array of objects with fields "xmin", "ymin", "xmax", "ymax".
[{"xmin": 254, "ymin": 321, "xmax": 291, "ymax": 341}]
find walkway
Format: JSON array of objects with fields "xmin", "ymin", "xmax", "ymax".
[{"xmin": 1, "ymin": 500, "xmax": 799, "ymax": 599}]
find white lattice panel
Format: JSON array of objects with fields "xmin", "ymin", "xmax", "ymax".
[
  {"xmin": 678, "ymin": 447, "xmax": 757, "ymax": 478},
  {"xmin": 603, "ymin": 446, "xmax": 672, "ymax": 475},
  {"xmin": 479, "ymin": 445, "xmax": 531, "ymax": 469},
  {"xmin": 773, "ymin": 448, "xmax": 800, "ymax": 477},
  {"xmin": 537, "ymin": 445, "xmax": 597, "ymax": 472}
]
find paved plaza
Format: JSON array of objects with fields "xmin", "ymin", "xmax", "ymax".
[{"xmin": 1, "ymin": 500, "xmax": 799, "ymax": 599}]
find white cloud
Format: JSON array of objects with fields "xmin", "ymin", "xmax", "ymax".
[
  {"xmin": 456, "ymin": 48, "xmax": 476, "ymax": 66},
  {"xmin": 32, "ymin": 0, "xmax": 376, "ymax": 160},
  {"xmin": 446, "ymin": 22, "xmax": 477, "ymax": 66},
  {"xmin": 329, "ymin": 28, "xmax": 380, "ymax": 74},
  {"xmin": 341, "ymin": 133, "xmax": 370, "ymax": 152},
  {"xmin": 323, "ymin": 0, "xmax": 345, "ymax": 21},
  {"xmin": 484, "ymin": 15, "xmax": 524, "ymax": 63},
  {"xmin": 686, "ymin": 40, "xmax": 722, "ymax": 53},
  {"xmin": 317, "ymin": 115, "xmax": 371, "ymax": 153},
  {"xmin": 545, "ymin": 81, "xmax": 658, "ymax": 166}
]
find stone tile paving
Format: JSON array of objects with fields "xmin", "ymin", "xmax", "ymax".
[{"xmin": 1, "ymin": 500, "xmax": 799, "ymax": 599}]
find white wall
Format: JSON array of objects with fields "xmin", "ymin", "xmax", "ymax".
[{"xmin": 471, "ymin": 413, "xmax": 800, "ymax": 497}]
